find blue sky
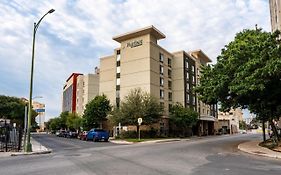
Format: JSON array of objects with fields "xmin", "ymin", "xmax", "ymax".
[{"xmin": 0, "ymin": 0, "xmax": 270, "ymax": 121}]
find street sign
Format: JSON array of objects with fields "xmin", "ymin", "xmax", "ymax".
[
  {"xmin": 35, "ymin": 108, "xmax": 45, "ymax": 112},
  {"xmin": 138, "ymin": 118, "xmax": 142, "ymax": 125}
]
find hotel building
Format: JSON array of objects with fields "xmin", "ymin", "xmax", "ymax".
[
  {"xmin": 269, "ymin": 0, "xmax": 281, "ymax": 32},
  {"xmin": 218, "ymin": 108, "xmax": 243, "ymax": 134},
  {"xmin": 99, "ymin": 26, "xmax": 217, "ymax": 136},
  {"xmin": 62, "ymin": 69, "xmax": 99, "ymax": 116}
]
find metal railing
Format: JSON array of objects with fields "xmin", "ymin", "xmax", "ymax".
[{"xmin": 0, "ymin": 122, "xmax": 23, "ymax": 152}]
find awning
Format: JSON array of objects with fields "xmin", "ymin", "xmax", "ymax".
[{"xmin": 199, "ymin": 116, "xmax": 216, "ymax": 121}]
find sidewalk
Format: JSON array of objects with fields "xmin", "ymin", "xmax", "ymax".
[
  {"xmin": 0, "ymin": 137, "xmax": 51, "ymax": 157},
  {"xmin": 238, "ymin": 140, "xmax": 281, "ymax": 159}
]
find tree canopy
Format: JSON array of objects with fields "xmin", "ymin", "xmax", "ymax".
[
  {"xmin": 196, "ymin": 28, "xmax": 281, "ymax": 139},
  {"xmin": 169, "ymin": 103, "xmax": 198, "ymax": 136},
  {"xmin": 47, "ymin": 111, "xmax": 83, "ymax": 131},
  {"xmin": 110, "ymin": 88, "xmax": 163, "ymax": 127},
  {"xmin": 82, "ymin": 95, "xmax": 111, "ymax": 130},
  {"xmin": 0, "ymin": 95, "xmax": 37, "ymax": 126}
]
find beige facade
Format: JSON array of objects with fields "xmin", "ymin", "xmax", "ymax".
[
  {"xmin": 218, "ymin": 108, "xmax": 243, "ymax": 134},
  {"xmin": 100, "ymin": 26, "xmax": 173, "ymax": 115},
  {"xmin": 62, "ymin": 71, "xmax": 99, "ymax": 116},
  {"xmin": 76, "ymin": 74, "xmax": 100, "ymax": 115},
  {"xmin": 99, "ymin": 26, "xmax": 217, "ymax": 136},
  {"xmin": 33, "ymin": 101, "xmax": 45, "ymax": 131},
  {"xmin": 269, "ymin": 0, "xmax": 281, "ymax": 32}
]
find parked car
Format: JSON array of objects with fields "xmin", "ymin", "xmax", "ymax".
[
  {"xmin": 56, "ymin": 130, "xmax": 67, "ymax": 137},
  {"xmin": 66, "ymin": 131, "xmax": 78, "ymax": 138},
  {"xmin": 86, "ymin": 128, "xmax": 109, "ymax": 142},
  {"xmin": 79, "ymin": 131, "xmax": 88, "ymax": 141}
]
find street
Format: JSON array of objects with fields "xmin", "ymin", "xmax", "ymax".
[
  {"xmin": 0, "ymin": 134, "xmax": 280, "ymax": 175},
  {"xmin": 31, "ymin": 134, "xmax": 118, "ymax": 153}
]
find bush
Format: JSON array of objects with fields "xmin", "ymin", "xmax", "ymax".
[
  {"xmin": 120, "ymin": 128, "xmax": 159, "ymax": 139},
  {"xmin": 120, "ymin": 131, "xmax": 137, "ymax": 139}
]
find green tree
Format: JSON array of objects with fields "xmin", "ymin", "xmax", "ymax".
[
  {"xmin": 239, "ymin": 120, "xmax": 247, "ymax": 130},
  {"xmin": 169, "ymin": 103, "xmax": 198, "ymax": 137},
  {"xmin": 0, "ymin": 95, "xmax": 37, "ymax": 127},
  {"xmin": 66, "ymin": 113, "xmax": 82, "ymax": 130},
  {"xmin": 48, "ymin": 117, "xmax": 63, "ymax": 131},
  {"xmin": 110, "ymin": 88, "xmax": 163, "ymax": 135},
  {"xmin": 196, "ymin": 28, "xmax": 281, "ymax": 141},
  {"xmin": 83, "ymin": 95, "xmax": 111, "ymax": 130},
  {"xmin": 58, "ymin": 111, "xmax": 68, "ymax": 129}
]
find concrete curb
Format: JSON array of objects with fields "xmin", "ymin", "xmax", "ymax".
[
  {"xmin": 238, "ymin": 141, "xmax": 281, "ymax": 159},
  {"xmin": 109, "ymin": 140, "xmax": 134, "ymax": 144},
  {"xmin": 11, "ymin": 136, "xmax": 52, "ymax": 157},
  {"xmin": 110, "ymin": 138, "xmax": 186, "ymax": 145},
  {"xmin": 10, "ymin": 150, "xmax": 52, "ymax": 156}
]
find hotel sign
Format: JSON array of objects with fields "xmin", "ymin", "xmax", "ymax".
[{"xmin": 127, "ymin": 40, "xmax": 143, "ymax": 48}]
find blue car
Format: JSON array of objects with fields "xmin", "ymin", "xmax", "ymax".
[{"xmin": 86, "ymin": 128, "xmax": 109, "ymax": 142}]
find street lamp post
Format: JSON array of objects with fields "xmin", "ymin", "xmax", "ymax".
[{"xmin": 25, "ymin": 9, "xmax": 55, "ymax": 152}]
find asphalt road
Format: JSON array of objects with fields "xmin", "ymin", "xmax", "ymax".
[
  {"xmin": 0, "ymin": 134, "xmax": 280, "ymax": 175},
  {"xmin": 31, "ymin": 134, "xmax": 118, "ymax": 153}
]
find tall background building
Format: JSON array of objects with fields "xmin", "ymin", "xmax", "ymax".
[
  {"xmin": 269, "ymin": 0, "xmax": 281, "ymax": 32},
  {"xmin": 33, "ymin": 101, "xmax": 45, "ymax": 131},
  {"xmin": 62, "ymin": 69, "xmax": 99, "ymax": 116},
  {"xmin": 99, "ymin": 26, "xmax": 217, "ymax": 136}
]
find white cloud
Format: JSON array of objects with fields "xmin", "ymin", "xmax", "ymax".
[{"xmin": 0, "ymin": 0, "xmax": 270, "ymax": 120}]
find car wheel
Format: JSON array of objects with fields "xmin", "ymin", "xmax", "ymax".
[{"xmin": 105, "ymin": 139, "xmax": 109, "ymax": 142}]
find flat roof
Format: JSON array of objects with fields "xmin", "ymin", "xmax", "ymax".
[
  {"xmin": 189, "ymin": 50, "xmax": 212, "ymax": 63},
  {"xmin": 113, "ymin": 25, "xmax": 166, "ymax": 43},
  {"xmin": 66, "ymin": 73, "xmax": 83, "ymax": 82}
]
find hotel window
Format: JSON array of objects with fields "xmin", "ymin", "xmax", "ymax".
[
  {"xmin": 160, "ymin": 90, "xmax": 164, "ymax": 99},
  {"xmin": 168, "ymin": 58, "xmax": 172, "ymax": 67},
  {"xmin": 117, "ymin": 54, "xmax": 121, "ymax": 61},
  {"xmin": 168, "ymin": 69, "xmax": 172, "ymax": 78},
  {"xmin": 160, "ymin": 77, "xmax": 164, "ymax": 86},
  {"xmin": 168, "ymin": 81, "xmax": 172, "ymax": 90},
  {"xmin": 116, "ymin": 90, "xmax": 120, "ymax": 98},
  {"xmin": 159, "ymin": 53, "xmax": 164, "ymax": 62},
  {"xmin": 186, "ymin": 61, "xmax": 189, "ymax": 69},
  {"xmin": 186, "ymin": 83, "xmax": 189, "ymax": 91},
  {"xmin": 168, "ymin": 92, "xmax": 172, "ymax": 101},
  {"xmin": 116, "ymin": 73, "xmax": 120, "ymax": 78},
  {"xmin": 192, "ymin": 96, "xmax": 196, "ymax": 105},
  {"xmin": 117, "ymin": 61, "xmax": 120, "ymax": 67},
  {"xmin": 192, "ymin": 76, "xmax": 195, "ymax": 84},
  {"xmin": 116, "ymin": 78, "xmax": 120, "ymax": 85},
  {"xmin": 186, "ymin": 72, "xmax": 189, "ymax": 80},
  {"xmin": 160, "ymin": 65, "xmax": 164, "ymax": 75},
  {"xmin": 192, "ymin": 65, "xmax": 195, "ymax": 73},
  {"xmin": 186, "ymin": 93, "xmax": 190, "ymax": 102},
  {"xmin": 169, "ymin": 104, "xmax": 173, "ymax": 112},
  {"xmin": 116, "ymin": 67, "xmax": 120, "ymax": 73}
]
